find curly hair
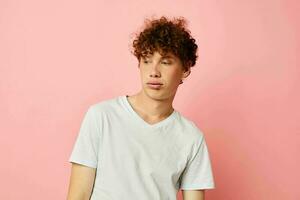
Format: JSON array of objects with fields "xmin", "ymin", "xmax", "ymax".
[{"xmin": 131, "ymin": 16, "xmax": 198, "ymax": 72}]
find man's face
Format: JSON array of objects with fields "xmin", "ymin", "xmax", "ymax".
[{"xmin": 138, "ymin": 51, "xmax": 190, "ymax": 100}]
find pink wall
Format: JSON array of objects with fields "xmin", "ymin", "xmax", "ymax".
[{"xmin": 1, "ymin": 0, "xmax": 299, "ymax": 199}]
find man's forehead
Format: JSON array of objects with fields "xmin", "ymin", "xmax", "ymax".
[{"xmin": 143, "ymin": 51, "xmax": 176, "ymax": 59}]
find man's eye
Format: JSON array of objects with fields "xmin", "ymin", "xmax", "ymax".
[{"xmin": 162, "ymin": 61, "xmax": 171, "ymax": 65}]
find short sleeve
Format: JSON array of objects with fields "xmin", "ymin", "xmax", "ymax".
[
  {"xmin": 68, "ymin": 106, "xmax": 100, "ymax": 168},
  {"xmin": 179, "ymin": 135, "xmax": 215, "ymax": 190}
]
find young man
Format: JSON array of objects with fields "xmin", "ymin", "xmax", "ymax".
[{"xmin": 67, "ymin": 16, "xmax": 215, "ymax": 200}]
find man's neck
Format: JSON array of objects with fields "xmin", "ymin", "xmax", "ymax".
[{"xmin": 127, "ymin": 91, "xmax": 175, "ymax": 124}]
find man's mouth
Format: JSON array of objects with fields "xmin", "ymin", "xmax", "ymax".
[
  {"xmin": 148, "ymin": 83, "xmax": 162, "ymax": 85},
  {"xmin": 147, "ymin": 83, "xmax": 163, "ymax": 89}
]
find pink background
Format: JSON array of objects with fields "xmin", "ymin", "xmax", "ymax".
[{"xmin": 1, "ymin": 0, "xmax": 299, "ymax": 199}]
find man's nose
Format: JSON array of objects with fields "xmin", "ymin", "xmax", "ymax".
[{"xmin": 150, "ymin": 62, "xmax": 161, "ymax": 77}]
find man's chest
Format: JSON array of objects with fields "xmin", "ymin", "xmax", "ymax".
[{"xmin": 98, "ymin": 122, "xmax": 189, "ymax": 182}]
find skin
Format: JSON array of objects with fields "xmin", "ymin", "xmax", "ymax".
[
  {"xmin": 182, "ymin": 190, "xmax": 205, "ymax": 200},
  {"xmin": 66, "ymin": 50, "xmax": 204, "ymax": 200},
  {"xmin": 127, "ymin": 50, "xmax": 191, "ymax": 124},
  {"xmin": 66, "ymin": 163, "xmax": 96, "ymax": 200}
]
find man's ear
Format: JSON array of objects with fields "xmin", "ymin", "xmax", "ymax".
[{"xmin": 182, "ymin": 68, "xmax": 191, "ymax": 79}]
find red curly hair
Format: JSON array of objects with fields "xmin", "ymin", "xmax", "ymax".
[{"xmin": 131, "ymin": 16, "xmax": 198, "ymax": 72}]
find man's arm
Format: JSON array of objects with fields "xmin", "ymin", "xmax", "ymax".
[
  {"xmin": 182, "ymin": 190, "xmax": 205, "ymax": 200},
  {"xmin": 66, "ymin": 163, "xmax": 96, "ymax": 200}
]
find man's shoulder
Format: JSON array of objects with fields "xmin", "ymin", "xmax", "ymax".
[
  {"xmin": 175, "ymin": 111, "xmax": 205, "ymax": 140},
  {"xmin": 88, "ymin": 95, "xmax": 122, "ymax": 114}
]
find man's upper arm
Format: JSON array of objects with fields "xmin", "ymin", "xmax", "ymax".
[
  {"xmin": 66, "ymin": 163, "xmax": 97, "ymax": 200},
  {"xmin": 182, "ymin": 190, "xmax": 205, "ymax": 200}
]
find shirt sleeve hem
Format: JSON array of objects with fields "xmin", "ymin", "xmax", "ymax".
[
  {"xmin": 180, "ymin": 183, "xmax": 215, "ymax": 190},
  {"xmin": 68, "ymin": 158, "xmax": 97, "ymax": 169}
]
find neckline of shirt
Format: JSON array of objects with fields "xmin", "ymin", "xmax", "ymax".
[{"xmin": 119, "ymin": 95, "xmax": 178, "ymax": 129}]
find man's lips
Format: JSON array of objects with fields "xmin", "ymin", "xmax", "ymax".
[
  {"xmin": 147, "ymin": 82, "xmax": 163, "ymax": 89},
  {"xmin": 147, "ymin": 82, "xmax": 163, "ymax": 85}
]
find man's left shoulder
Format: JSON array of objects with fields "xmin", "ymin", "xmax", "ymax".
[{"xmin": 175, "ymin": 112, "xmax": 205, "ymax": 141}]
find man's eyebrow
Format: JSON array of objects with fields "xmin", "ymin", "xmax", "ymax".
[
  {"xmin": 141, "ymin": 54, "xmax": 175, "ymax": 59},
  {"xmin": 161, "ymin": 55, "xmax": 175, "ymax": 59}
]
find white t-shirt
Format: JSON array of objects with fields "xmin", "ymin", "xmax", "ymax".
[{"xmin": 68, "ymin": 95, "xmax": 215, "ymax": 200}]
